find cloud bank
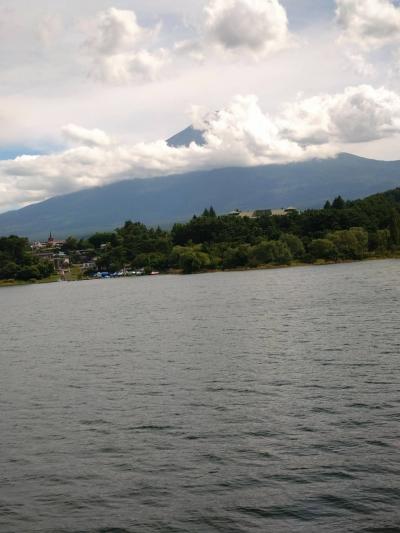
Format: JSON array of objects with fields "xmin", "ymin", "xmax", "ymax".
[
  {"xmin": 279, "ymin": 85, "xmax": 400, "ymax": 144},
  {"xmin": 1, "ymin": 85, "xmax": 400, "ymax": 212},
  {"xmin": 336, "ymin": 0, "xmax": 400, "ymax": 49}
]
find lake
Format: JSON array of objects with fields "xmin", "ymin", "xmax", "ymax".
[{"xmin": 1, "ymin": 260, "xmax": 399, "ymax": 532}]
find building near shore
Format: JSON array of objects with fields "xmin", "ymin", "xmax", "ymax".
[
  {"xmin": 227, "ymin": 207, "xmax": 298, "ymax": 218},
  {"xmin": 30, "ymin": 233, "xmax": 69, "ymax": 275},
  {"xmin": 31, "ymin": 232, "xmax": 65, "ymax": 250}
]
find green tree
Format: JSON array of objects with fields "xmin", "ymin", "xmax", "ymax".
[
  {"xmin": 332, "ymin": 196, "xmax": 346, "ymax": 209},
  {"xmin": 279, "ymin": 233, "xmax": 305, "ymax": 259},
  {"xmin": 250, "ymin": 240, "xmax": 292, "ymax": 265},
  {"xmin": 327, "ymin": 227, "xmax": 368, "ymax": 259},
  {"xmin": 0, "ymin": 261, "xmax": 18, "ymax": 279},
  {"xmin": 250, "ymin": 240, "xmax": 274, "ymax": 265},
  {"xmin": 61, "ymin": 236, "xmax": 79, "ymax": 253},
  {"xmin": 88, "ymin": 232, "xmax": 118, "ymax": 249},
  {"xmin": 222, "ymin": 245, "xmax": 250, "ymax": 269},
  {"xmin": 133, "ymin": 252, "xmax": 169, "ymax": 270},
  {"xmin": 0, "ymin": 235, "xmax": 29, "ymax": 264},
  {"xmin": 389, "ymin": 208, "xmax": 400, "ymax": 246},
  {"xmin": 0, "ymin": 236, "xmax": 54, "ymax": 281},
  {"xmin": 270, "ymin": 241, "xmax": 292, "ymax": 264},
  {"xmin": 16, "ymin": 265, "xmax": 41, "ymax": 281},
  {"xmin": 181, "ymin": 251, "xmax": 209, "ymax": 273},
  {"xmin": 369, "ymin": 229, "xmax": 390, "ymax": 252},
  {"xmin": 37, "ymin": 261, "xmax": 55, "ymax": 278},
  {"xmin": 308, "ymin": 239, "xmax": 338, "ymax": 261},
  {"xmin": 169, "ymin": 245, "xmax": 210, "ymax": 273}
]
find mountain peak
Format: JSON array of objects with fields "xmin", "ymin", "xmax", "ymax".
[{"xmin": 166, "ymin": 126, "xmax": 205, "ymax": 148}]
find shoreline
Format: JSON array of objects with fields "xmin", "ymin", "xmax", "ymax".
[{"xmin": 1, "ymin": 255, "xmax": 398, "ymax": 288}]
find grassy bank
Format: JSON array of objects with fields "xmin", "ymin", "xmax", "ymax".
[{"xmin": 0, "ymin": 273, "xmax": 60, "ymax": 287}]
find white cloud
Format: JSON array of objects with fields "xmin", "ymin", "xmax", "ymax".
[
  {"xmin": 199, "ymin": 95, "xmax": 318, "ymax": 163},
  {"xmin": 92, "ymin": 49, "xmax": 170, "ymax": 84},
  {"xmin": 87, "ymin": 7, "xmax": 150, "ymax": 55},
  {"xmin": 85, "ymin": 7, "xmax": 168, "ymax": 83},
  {"xmin": 336, "ymin": 0, "xmax": 400, "ymax": 50},
  {"xmin": 3, "ymin": 85, "xmax": 400, "ymax": 212},
  {"xmin": 174, "ymin": 39, "xmax": 206, "ymax": 61},
  {"xmin": 279, "ymin": 85, "xmax": 400, "ymax": 144},
  {"xmin": 205, "ymin": 0, "xmax": 291, "ymax": 55},
  {"xmin": 62, "ymin": 124, "xmax": 112, "ymax": 147},
  {"xmin": 345, "ymin": 52, "xmax": 375, "ymax": 77},
  {"xmin": 175, "ymin": 0, "xmax": 292, "ymax": 61}
]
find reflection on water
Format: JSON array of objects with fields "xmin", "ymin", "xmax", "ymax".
[{"xmin": 0, "ymin": 260, "xmax": 400, "ymax": 532}]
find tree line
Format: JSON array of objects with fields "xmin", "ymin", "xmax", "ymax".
[
  {"xmin": 1, "ymin": 187, "xmax": 400, "ymax": 280},
  {"xmin": 71, "ymin": 188, "xmax": 400, "ymax": 274}
]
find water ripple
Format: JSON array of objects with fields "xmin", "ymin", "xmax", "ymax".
[{"xmin": 1, "ymin": 260, "xmax": 400, "ymax": 532}]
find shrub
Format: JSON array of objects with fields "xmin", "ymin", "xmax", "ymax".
[
  {"xmin": 308, "ymin": 239, "xmax": 338, "ymax": 261},
  {"xmin": 250, "ymin": 240, "xmax": 292, "ymax": 265}
]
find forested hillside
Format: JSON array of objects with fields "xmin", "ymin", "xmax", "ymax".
[
  {"xmin": 78, "ymin": 187, "xmax": 400, "ymax": 274},
  {"xmin": 2, "ymin": 187, "xmax": 400, "ymax": 281}
]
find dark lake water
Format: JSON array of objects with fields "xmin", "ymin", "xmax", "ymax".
[{"xmin": 1, "ymin": 260, "xmax": 400, "ymax": 532}]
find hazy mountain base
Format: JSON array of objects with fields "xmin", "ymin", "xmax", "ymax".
[{"xmin": 1, "ymin": 153, "xmax": 400, "ymax": 239}]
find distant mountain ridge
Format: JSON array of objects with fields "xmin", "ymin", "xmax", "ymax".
[{"xmin": 0, "ymin": 152, "xmax": 400, "ymax": 239}]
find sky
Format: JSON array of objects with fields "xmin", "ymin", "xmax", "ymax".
[{"xmin": 1, "ymin": 0, "xmax": 400, "ymax": 212}]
